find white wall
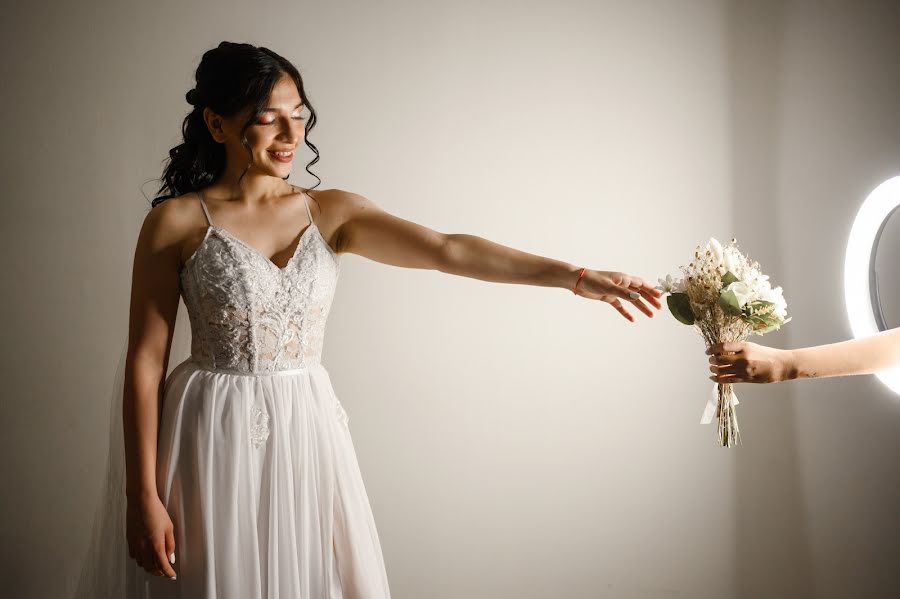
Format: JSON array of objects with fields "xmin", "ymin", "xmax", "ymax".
[
  {"xmin": 2, "ymin": 1, "xmax": 898, "ymax": 598},
  {"xmin": 312, "ymin": 3, "xmax": 737, "ymax": 597}
]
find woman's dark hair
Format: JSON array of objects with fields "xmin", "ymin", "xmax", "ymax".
[{"xmin": 151, "ymin": 42, "xmax": 320, "ymax": 207}]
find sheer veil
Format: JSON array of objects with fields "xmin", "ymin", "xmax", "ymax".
[{"xmin": 73, "ymin": 300, "xmax": 193, "ymax": 598}]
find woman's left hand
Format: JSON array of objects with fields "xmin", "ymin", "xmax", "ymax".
[{"xmin": 575, "ymin": 270, "xmax": 663, "ymax": 321}]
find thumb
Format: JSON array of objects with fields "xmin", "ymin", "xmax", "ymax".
[
  {"xmin": 165, "ymin": 528, "xmax": 176, "ymax": 566},
  {"xmin": 706, "ymin": 343, "xmax": 724, "ymax": 355}
]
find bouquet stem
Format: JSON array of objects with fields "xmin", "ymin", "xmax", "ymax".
[{"xmin": 716, "ymin": 383, "xmax": 741, "ymax": 448}]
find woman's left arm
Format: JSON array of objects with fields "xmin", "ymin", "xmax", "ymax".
[{"xmin": 329, "ymin": 190, "xmax": 662, "ymax": 321}]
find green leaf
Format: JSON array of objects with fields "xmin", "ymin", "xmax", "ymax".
[
  {"xmin": 746, "ymin": 300, "xmax": 774, "ymax": 315},
  {"xmin": 721, "ymin": 271, "xmax": 740, "ymax": 288},
  {"xmin": 718, "ymin": 289, "xmax": 742, "ymax": 315},
  {"xmin": 667, "ymin": 293, "xmax": 695, "ymax": 325},
  {"xmin": 755, "ymin": 322, "xmax": 780, "ymax": 334},
  {"xmin": 746, "ymin": 311, "xmax": 786, "ymax": 334}
]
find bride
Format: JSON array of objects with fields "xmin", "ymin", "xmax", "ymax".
[{"xmin": 78, "ymin": 41, "xmax": 662, "ymax": 598}]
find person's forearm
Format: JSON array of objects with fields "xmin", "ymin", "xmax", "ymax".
[
  {"xmin": 439, "ymin": 233, "xmax": 581, "ymax": 289},
  {"xmin": 123, "ymin": 356, "xmax": 165, "ymax": 500},
  {"xmin": 788, "ymin": 327, "xmax": 900, "ymax": 380}
]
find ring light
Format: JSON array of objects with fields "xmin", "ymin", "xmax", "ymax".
[{"xmin": 844, "ymin": 175, "xmax": 900, "ymax": 394}]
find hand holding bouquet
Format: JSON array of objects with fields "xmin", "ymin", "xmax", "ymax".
[{"xmin": 658, "ymin": 238, "xmax": 790, "ymax": 447}]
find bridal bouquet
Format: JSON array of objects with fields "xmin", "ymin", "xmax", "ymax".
[{"xmin": 658, "ymin": 238, "xmax": 790, "ymax": 447}]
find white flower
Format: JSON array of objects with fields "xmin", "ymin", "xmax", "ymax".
[
  {"xmin": 745, "ymin": 267, "xmax": 769, "ymax": 289},
  {"xmin": 706, "ymin": 238, "xmax": 725, "ymax": 269},
  {"xmin": 741, "ymin": 271, "xmax": 772, "ymax": 305},
  {"xmin": 723, "ymin": 247, "xmax": 743, "ymax": 277},
  {"xmin": 657, "ymin": 274, "xmax": 686, "ymax": 294},
  {"xmin": 724, "ymin": 281, "xmax": 753, "ymax": 308},
  {"xmin": 760, "ymin": 285, "xmax": 788, "ymax": 318}
]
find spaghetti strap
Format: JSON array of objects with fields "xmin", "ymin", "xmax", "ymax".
[
  {"xmin": 301, "ymin": 191, "xmax": 314, "ymax": 227},
  {"xmin": 197, "ymin": 190, "xmax": 213, "ymax": 226}
]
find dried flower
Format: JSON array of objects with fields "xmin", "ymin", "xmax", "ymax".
[{"xmin": 657, "ymin": 238, "xmax": 791, "ymax": 446}]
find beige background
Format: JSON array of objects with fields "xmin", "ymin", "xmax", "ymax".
[{"xmin": 2, "ymin": 0, "xmax": 899, "ymax": 597}]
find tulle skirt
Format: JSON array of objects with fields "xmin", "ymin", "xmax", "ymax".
[{"xmin": 77, "ymin": 355, "xmax": 391, "ymax": 599}]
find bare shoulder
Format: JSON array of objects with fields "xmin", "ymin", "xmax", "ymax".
[
  {"xmin": 305, "ymin": 188, "xmax": 382, "ymax": 220},
  {"xmin": 137, "ymin": 192, "xmax": 205, "ymax": 256},
  {"xmin": 304, "ymin": 188, "xmax": 384, "ymax": 253}
]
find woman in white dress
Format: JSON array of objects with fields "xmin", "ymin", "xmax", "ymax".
[{"xmin": 117, "ymin": 41, "xmax": 663, "ymax": 598}]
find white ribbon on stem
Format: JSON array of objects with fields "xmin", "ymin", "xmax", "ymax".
[{"xmin": 700, "ymin": 383, "xmax": 739, "ymax": 424}]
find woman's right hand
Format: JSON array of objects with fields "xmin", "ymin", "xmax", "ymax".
[{"xmin": 126, "ymin": 492, "xmax": 178, "ymax": 579}]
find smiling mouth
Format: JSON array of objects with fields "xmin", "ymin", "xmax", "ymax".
[{"xmin": 268, "ymin": 150, "xmax": 294, "ymax": 162}]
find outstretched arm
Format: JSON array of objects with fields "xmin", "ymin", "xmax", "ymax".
[
  {"xmin": 708, "ymin": 327, "xmax": 900, "ymax": 383},
  {"xmin": 327, "ymin": 190, "xmax": 663, "ymax": 321}
]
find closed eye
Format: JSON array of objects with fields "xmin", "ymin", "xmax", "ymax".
[{"xmin": 256, "ymin": 114, "xmax": 306, "ymax": 126}]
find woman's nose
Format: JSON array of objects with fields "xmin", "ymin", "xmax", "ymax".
[{"xmin": 280, "ymin": 123, "xmax": 302, "ymax": 143}]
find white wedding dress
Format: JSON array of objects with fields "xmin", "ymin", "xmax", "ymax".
[{"xmin": 75, "ymin": 190, "xmax": 391, "ymax": 598}]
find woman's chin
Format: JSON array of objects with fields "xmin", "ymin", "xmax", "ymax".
[{"xmin": 258, "ymin": 162, "xmax": 292, "ymax": 178}]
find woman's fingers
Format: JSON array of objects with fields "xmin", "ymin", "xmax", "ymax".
[
  {"xmin": 706, "ymin": 342, "xmax": 745, "ymax": 356},
  {"xmin": 607, "ymin": 298, "xmax": 635, "ymax": 322},
  {"xmin": 709, "ymin": 363, "xmax": 740, "ymax": 375},
  {"xmin": 709, "ymin": 355, "xmax": 737, "ymax": 366},
  {"xmin": 135, "ymin": 538, "xmax": 151, "ymax": 571},
  {"xmin": 638, "ymin": 286, "xmax": 664, "ymax": 309},
  {"xmin": 601, "ymin": 273, "xmax": 643, "ymax": 301},
  {"xmin": 645, "ymin": 283, "xmax": 664, "ymax": 299},
  {"xmin": 135, "ymin": 535, "xmax": 176, "ymax": 578},
  {"xmin": 580, "ymin": 271, "xmax": 661, "ymax": 319},
  {"xmin": 608, "ymin": 281, "xmax": 639, "ymax": 302},
  {"xmin": 166, "ymin": 528, "xmax": 177, "ymax": 569},
  {"xmin": 626, "ymin": 282, "xmax": 663, "ymax": 312},
  {"xmin": 154, "ymin": 539, "xmax": 178, "ymax": 579},
  {"xmin": 627, "ymin": 278, "xmax": 664, "ymax": 308},
  {"xmin": 140, "ymin": 541, "xmax": 157, "ymax": 574},
  {"xmin": 615, "ymin": 277, "xmax": 657, "ymax": 317},
  {"xmin": 610, "ymin": 276, "xmax": 661, "ymax": 318},
  {"xmin": 629, "ymin": 296, "xmax": 656, "ymax": 318},
  {"xmin": 620, "ymin": 275, "xmax": 662, "ymax": 303}
]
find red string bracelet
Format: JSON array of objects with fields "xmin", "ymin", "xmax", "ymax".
[{"xmin": 572, "ymin": 267, "xmax": 587, "ymax": 295}]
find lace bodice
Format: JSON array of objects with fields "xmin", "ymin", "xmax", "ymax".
[{"xmin": 179, "ymin": 190, "xmax": 340, "ymax": 374}]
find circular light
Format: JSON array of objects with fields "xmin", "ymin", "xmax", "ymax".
[{"xmin": 844, "ymin": 175, "xmax": 900, "ymax": 394}]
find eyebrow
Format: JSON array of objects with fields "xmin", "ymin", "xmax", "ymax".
[{"xmin": 261, "ymin": 103, "xmax": 304, "ymax": 112}]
